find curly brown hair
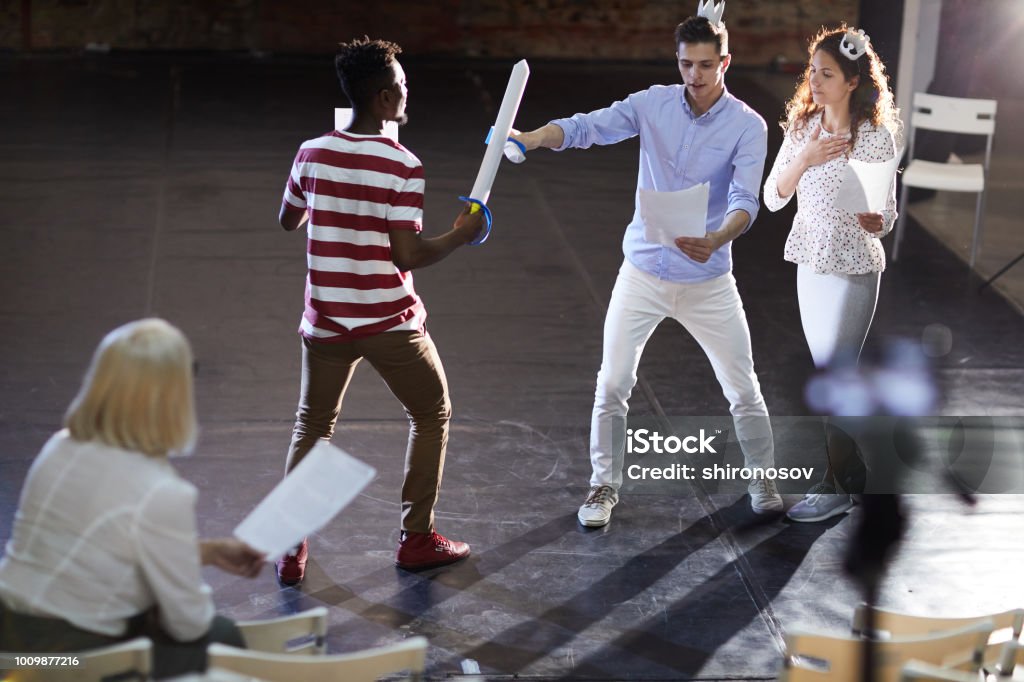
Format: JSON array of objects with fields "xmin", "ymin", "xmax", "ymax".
[
  {"xmin": 334, "ymin": 36, "xmax": 402, "ymax": 109},
  {"xmin": 782, "ymin": 25, "xmax": 902, "ymax": 151}
]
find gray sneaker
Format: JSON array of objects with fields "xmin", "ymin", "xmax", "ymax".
[
  {"xmin": 748, "ymin": 478, "xmax": 784, "ymax": 514},
  {"xmin": 578, "ymin": 485, "xmax": 619, "ymax": 527},
  {"xmin": 786, "ymin": 482, "xmax": 854, "ymax": 522}
]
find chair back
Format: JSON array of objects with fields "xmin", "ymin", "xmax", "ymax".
[
  {"xmin": 851, "ymin": 604, "xmax": 1023, "ymax": 667},
  {"xmin": 899, "ymin": 659, "xmax": 983, "ymax": 682},
  {"xmin": 237, "ymin": 606, "xmax": 328, "ymax": 654},
  {"xmin": 20, "ymin": 637, "xmax": 153, "ymax": 682},
  {"xmin": 910, "ymin": 93, "xmax": 997, "ymax": 136},
  {"xmin": 782, "ymin": 621, "xmax": 993, "ymax": 682},
  {"xmin": 890, "ymin": 621, "xmax": 993, "ymax": 672},
  {"xmin": 208, "ymin": 636, "xmax": 428, "ymax": 682},
  {"xmin": 852, "ymin": 604, "xmax": 1023, "ymax": 639},
  {"xmin": 82, "ymin": 637, "xmax": 152, "ymax": 681}
]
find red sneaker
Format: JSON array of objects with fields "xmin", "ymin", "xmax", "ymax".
[
  {"xmin": 395, "ymin": 531, "xmax": 470, "ymax": 570},
  {"xmin": 275, "ymin": 538, "xmax": 308, "ymax": 586}
]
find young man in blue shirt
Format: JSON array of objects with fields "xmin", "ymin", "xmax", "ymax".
[{"xmin": 513, "ymin": 8, "xmax": 784, "ymax": 526}]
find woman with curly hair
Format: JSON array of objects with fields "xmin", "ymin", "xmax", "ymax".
[{"xmin": 763, "ymin": 26, "xmax": 902, "ymax": 522}]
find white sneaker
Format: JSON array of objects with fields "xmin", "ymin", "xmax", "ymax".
[
  {"xmin": 748, "ymin": 479, "xmax": 783, "ymax": 514},
  {"xmin": 786, "ymin": 483, "xmax": 854, "ymax": 522},
  {"xmin": 577, "ymin": 485, "xmax": 618, "ymax": 527}
]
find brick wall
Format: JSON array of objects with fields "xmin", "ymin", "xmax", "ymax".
[
  {"xmin": 2, "ymin": 0, "xmax": 861, "ymax": 66},
  {"xmin": 0, "ymin": 0, "xmax": 25, "ymax": 49}
]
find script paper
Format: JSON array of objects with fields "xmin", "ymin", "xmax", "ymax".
[
  {"xmin": 834, "ymin": 156, "xmax": 899, "ymax": 214},
  {"xmin": 234, "ymin": 441, "xmax": 376, "ymax": 560},
  {"xmin": 335, "ymin": 108, "xmax": 398, "ymax": 142},
  {"xmin": 640, "ymin": 183, "xmax": 710, "ymax": 246}
]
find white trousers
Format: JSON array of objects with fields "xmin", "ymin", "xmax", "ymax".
[
  {"xmin": 590, "ymin": 260, "xmax": 774, "ymax": 489},
  {"xmin": 796, "ymin": 265, "xmax": 880, "ymax": 368}
]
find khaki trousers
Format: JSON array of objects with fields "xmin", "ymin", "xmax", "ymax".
[{"xmin": 286, "ymin": 330, "xmax": 451, "ymax": 533}]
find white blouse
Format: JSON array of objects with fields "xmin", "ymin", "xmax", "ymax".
[
  {"xmin": 763, "ymin": 111, "xmax": 898, "ymax": 275},
  {"xmin": 0, "ymin": 431, "xmax": 215, "ymax": 640}
]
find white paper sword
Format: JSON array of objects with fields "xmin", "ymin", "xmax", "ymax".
[{"xmin": 461, "ymin": 59, "xmax": 530, "ymax": 244}]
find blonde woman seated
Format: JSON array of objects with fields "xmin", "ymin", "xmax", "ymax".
[{"xmin": 0, "ymin": 319, "xmax": 265, "ymax": 679}]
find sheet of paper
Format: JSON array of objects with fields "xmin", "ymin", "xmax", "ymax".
[
  {"xmin": 234, "ymin": 441, "xmax": 376, "ymax": 560},
  {"xmin": 639, "ymin": 183, "xmax": 710, "ymax": 246},
  {"xmin": 834, "ymin": 156, "xmax": 900, "ymax": 214},
  {"xmin": 334, "ymin": 108, "xmax": 398, "ymax": 142}
]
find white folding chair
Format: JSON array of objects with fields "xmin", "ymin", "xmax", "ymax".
[
  {"xmin": 851, "ymin": 604, "xmax": 1024, "ymax": 669},
  {"xmin": 237, "ymin": 606, "xmax": 328, "ymax": 655},
  {"xmin": 18, "ymin": 637, "xmax": 153, "ymax": 682},
  {"xmin": 779, "ymin": 620, "xmax": 993, "ymax": 682},
  {"xmin": 892, "ymin": 92, "xmax": 997, "ymax": 267},
  {"xmin": 208, "ymin": 636, "xmax": 428, "ymax": 682}
]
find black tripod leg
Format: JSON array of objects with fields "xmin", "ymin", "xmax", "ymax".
[{"xmin": 979, "ymin": 251, "xmax": 1024, "ymax": 293}]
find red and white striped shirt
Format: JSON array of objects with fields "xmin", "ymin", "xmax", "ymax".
[{"xmin": 283, "ymin": 131, "xmax": 426, "ymax": 341}]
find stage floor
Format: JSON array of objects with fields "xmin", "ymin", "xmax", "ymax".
[{"xmin": 1, "ymin": 54, "xmax": 1022, "ymax": 680}]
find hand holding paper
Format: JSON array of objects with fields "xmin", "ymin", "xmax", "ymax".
[
  {"xmin": 834, "ymin": 156, "xmax": 899, "ymax": 214},
  {"xmin": 855, "ymin": 211, "xmax": 885, "ymax": 234},
  {"xmin": 200, "ymin": 538, "xmax": 265, "ymax": 578},
  {"xmin": 675, "ymin": 233, "xmax": 721, "ymax": 263},
  {"xmin": 640, "ymin": 183, "xmax": 710, "ymax": 247}
]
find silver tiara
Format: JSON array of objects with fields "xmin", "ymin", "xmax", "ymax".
[{"xmin": 840, "ymin": 28, "xmax": 870, "ymax": 61}]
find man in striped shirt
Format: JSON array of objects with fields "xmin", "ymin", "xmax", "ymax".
[{"xmin": 276, "ymin": 37, "xmax": 483, "ymax": 583}]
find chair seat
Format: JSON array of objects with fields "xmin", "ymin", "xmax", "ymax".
[{"xmin": 902, "ymin": 160, "xmax": 985, "ymax": 192}]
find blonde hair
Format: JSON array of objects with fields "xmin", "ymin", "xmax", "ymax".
[{"xmin": 64, "ymin": 318, "xmax": 197, "ymax": 457}]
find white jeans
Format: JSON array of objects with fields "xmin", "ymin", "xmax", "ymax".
[{"xmin": 590, "ymin": 260, "xmax": 774, "ymax": 489}]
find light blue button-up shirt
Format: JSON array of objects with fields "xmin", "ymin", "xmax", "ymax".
[{"xmin": 552, "ymin": 85, "xmax": 768, "ymax": 283}]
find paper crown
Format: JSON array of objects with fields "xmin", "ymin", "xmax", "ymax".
[
  {"xmin": 840, "ymin": 28, "xmax": 870, "ymax": 61},
  {"xmin": 697, "ymin": 0, "xmax": 725, "ymax": 28}
]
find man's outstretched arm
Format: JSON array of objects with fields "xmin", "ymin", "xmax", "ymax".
[{"xmin": 512, "ymin": 123, "xmax": 565, "ymax": 151}]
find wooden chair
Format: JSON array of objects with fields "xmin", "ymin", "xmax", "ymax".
[
  {"xmin": 208, "ymin": 636, "xmax": 428, "ymax": 682},
  {"xmin": 779, "ymin": 620, "xmax": 993, "ymax": 682},
  {"xmin": 851, "ymin": 604, "xmax": 1024, "ymax": 668},
  {"xmin": 237, "ymin": 606, "xmax": 328, "ymax": 655}
]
